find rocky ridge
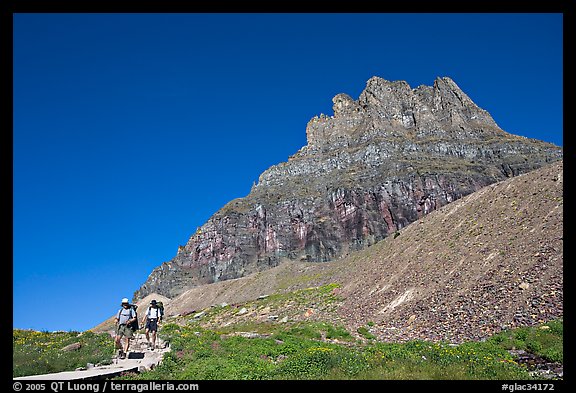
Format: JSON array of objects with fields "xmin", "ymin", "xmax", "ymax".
[
  {"xmin": 98, "ymin": 160, "xmax": 562, "ymax": 346},
  {"xmin": 134, "ymin": 76, "xmax": 561, "ymax": 301}
]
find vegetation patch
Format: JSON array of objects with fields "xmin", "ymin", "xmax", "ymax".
[
  {"xmin": 119, "ymin": 319, "xmax": 562, "ymax": 380},
  {"xmin": 487, "ymin": 319, "xmax": 563, "ymax": 363},
  {"xmin": 13, "ymin": 330, "xmax": 114, "ymax": 378},
  {"xmin": 357, "ymin": 326, "xmax": 376, "ymax": 340},
  {"xmin": 175, "ymin": 283, "xmax": 343, "ymax": 329}
]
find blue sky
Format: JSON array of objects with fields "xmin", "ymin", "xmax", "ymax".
[{"xmin": 12, "ymin": 13, "xmax": 563, "ymax": 332}]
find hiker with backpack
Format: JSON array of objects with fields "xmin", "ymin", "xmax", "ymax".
[
  {"xmin": 114, "ymin": 298, "xmax": 138, "ymax": 359},
  {"xmin": 141, "ymin": 299, "xmax": 163, "ymax": 350}
]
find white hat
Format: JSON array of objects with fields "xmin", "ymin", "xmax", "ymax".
[{"xmin": 121, "ymin": 298, "xmax": 130, "ymax": 304}]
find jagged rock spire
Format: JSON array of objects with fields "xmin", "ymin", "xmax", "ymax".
[{"xmin": 307, "ymin": 76, "xmax": 502, "ymax": 149}]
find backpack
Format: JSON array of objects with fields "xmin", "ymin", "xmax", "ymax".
[
  {"xmin": 127, "ymin": 304, "xmax": 139, "ymax": 332},
  {"xmin": 156, "ymin": 301, "xmax": 164, "ymax": 321},
  {"xmin": 147, "ymin": 302, "xmax": 164, "ymax": 321}
]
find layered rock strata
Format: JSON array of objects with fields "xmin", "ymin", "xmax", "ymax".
[{"xmin": 135, "ymin": 76, "xmax": 561, "ymax": 300}]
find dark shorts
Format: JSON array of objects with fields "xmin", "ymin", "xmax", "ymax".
[
  {"xmin": 145, "ymin": 318, "xmax": 159, "ymax": 332},
  {"xmin": 116, "ymin": 324, "xmax": 134, "ymax": 338}
]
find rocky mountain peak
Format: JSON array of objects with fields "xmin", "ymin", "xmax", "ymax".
[
  {"xmin": 306, "ymin": 76, "xmax": 501, "ymax": 150},
  {"xmin": 134, "ymin": 75, "xmax": 562, "ymax": 301}
]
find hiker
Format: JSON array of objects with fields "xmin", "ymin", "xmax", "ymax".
[
  {"xmin": 114, "ymin": 298, "xmax": 137, "ymax": 359},
  {"xmin": 141, "ymin": 299, "xmax": 162, "ymax": 350}
]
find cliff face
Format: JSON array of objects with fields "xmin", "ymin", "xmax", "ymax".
[{"xmin": 134, "ymin": 76, "xmax": 562, "ymax": 300}]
